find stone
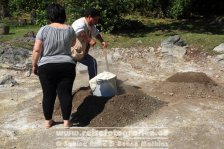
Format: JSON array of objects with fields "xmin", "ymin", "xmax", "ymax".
[
  {"xmin": 161, "ymin": 35, "xmax": 187, "ymax": 47},
  {"xmin": 213, "ymin": 43, "xmax": 224, "ymax": 53},
  {"xmin": 161, "ymin": 45, "xmax": 187, "ymax": 58},
  {"xmin": 0, "ymin": 75, "xmax": 18, "ymax": 86}
]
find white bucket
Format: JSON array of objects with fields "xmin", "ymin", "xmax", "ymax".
[{"xmin": 89, "ymin": 71, "xmax": 117, "ymax": 97}]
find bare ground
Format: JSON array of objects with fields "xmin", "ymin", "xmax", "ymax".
[{"xmin": 1, "ymin": 46, "xmax": 224, "ymax": 149}]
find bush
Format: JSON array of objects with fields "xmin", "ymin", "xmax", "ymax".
[
  {"xmin": 67, "ymin": 0, "xmax": 136, "ymax": 32},
  {"xmin": 167, "ymin": 0, "xmax": 191, "ymax": 19}
]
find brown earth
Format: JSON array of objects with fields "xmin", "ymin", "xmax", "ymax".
[
  {"xmin": 54, "ymin": 83, "xmax": 168, "ymax": 127},
  {"xmin": 1, "ymin": 46, "xmax": 224, "ymax": 149}
]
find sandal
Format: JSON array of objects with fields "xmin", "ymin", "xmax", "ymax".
[{"xmin": 45, "ymin": 120, "xmax": 56, "ymax": 129}]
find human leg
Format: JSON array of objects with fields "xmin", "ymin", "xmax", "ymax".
[
  {"xmin": 79, "ymin": 54, "xmax": 97, "ymax": 80},
  {"xmin": 56, "ymin": 63, "xmax": 75, "ymax": 125},
  {"xmin": 38, "ymin": 64, "xmax": 57, "ymax": 120}
]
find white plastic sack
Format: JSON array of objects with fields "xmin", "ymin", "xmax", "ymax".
[{"xmin": 89, "ymin": 71, "xmax": 117, "ymax": 97}]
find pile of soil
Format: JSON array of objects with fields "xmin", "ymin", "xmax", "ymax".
[
  {"xmin": 166, "ymin": 71, "xmax": 217, "ymax": 85},
  {"xmin": 153, "ymin": 72, "xmax": 224, "ymax": 99},
  {"xmin": 54, "ymin": 83, "xmax": 168, "ymax": 127}
]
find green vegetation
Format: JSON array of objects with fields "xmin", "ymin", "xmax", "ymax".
[
  {"xmin": 102, "ymin": 15, "xmax": 224, "ymax": 53},
  {"xmin": 1, "ymin": 0, "xmax": 223, "ymax": 32},
  {"xmin": 1, "ymin": 15, "xmax": 223, "ymax": 53},
  {"xmin": 0, "ymin": 0, "xmax": 223, "ymax": 51},
  {"xmin": 0, "ymin": 25, "xmax": 39, "ymax": 42}
]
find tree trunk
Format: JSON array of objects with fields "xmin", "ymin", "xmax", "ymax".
[
  {"xmin": 0, "ymin": 0, "xmax": 9, "ymax": 18},
  {"xmin": 0, "ymin": 23, "xmax": 10, "ymax": 34},
  {"xmin": 0, "ymin": 3, "xmax": 4, "ymax": 18}
]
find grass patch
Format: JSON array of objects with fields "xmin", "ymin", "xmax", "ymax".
[
  {"xmin": 0, "ymin": 23, "xmax": 39, "ymax": 49},
  {"xmin": 1, "ymin": 15, "xmax": 223, "ymax": 53},
  {"xmin": 103, "ymin": 15, "xmax": 224, "ymax": 53},
  {"xmin": 0, "ymin": 25, "xmax": 39, "ymax": 42}
]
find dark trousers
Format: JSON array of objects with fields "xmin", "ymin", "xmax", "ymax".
[
  {"xmin": 79, "ymin": 54, "xmax": 97, "ymax": 80},
  {"xmin": 38, "ymin": 63, "xmax": 75, "ymax": 120}
]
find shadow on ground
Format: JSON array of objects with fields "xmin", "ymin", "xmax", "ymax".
[
  {"xmin": 112, "ymin": 16, "xmax": 224, "ymax": 37},
  {"xmin": 63, "ymin": 80, "xmax": 168, "ymax": 127}
]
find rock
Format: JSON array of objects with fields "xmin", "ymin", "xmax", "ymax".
[
  {"xmin": 161, "ymin": 45, "xmax": 187, "ymax": 58},
  {"xmin": 213, "ymin": 43, "xmax": 224, "ymax": 53},
  {"xmin": 112, "ymin": 50, "xmax": 122, "ymax": 61},
  {"xmin": 160, "ymin": 35, "xmax": 187, "ymax": 58},
  {"xmin": 24, "ymin": 31, "xmax": 35, "ymax": 38},
  {"xmin": 214, "ymin": 54, "xmax": 224, "ymax": 62},
  {"xmin": 0, "ymin": 75, "xmax": 18, "ymax": 86},
  {"xmin": 169, "ymin": 92, "xmax": 174, "ymax": 96},
  {"xmin": 0, "ymin": 43, "xmax": 30, "ymax": 66},
  {"xmin": 6, "ymin": 37, "xmax": 35, "ymax": 50},
  {"xmin": 0, "ymin": 48, "xmax": 4, "ymax": 54},
  {"xmin": 149, "ymin": 47, "xmax": 155, "ymax": 52},
  {"xmin": 161, "ymin": 35, "xmax": 187, "ymax": 47},
  {"xmin": 137, "ymin": 40, "xmax": 142, "ymax": 44}
]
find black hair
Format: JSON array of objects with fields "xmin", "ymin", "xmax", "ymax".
[
  {"xmin": 84, "ymin": 8, "xmax": 100, "ymax": 18},
  {"xmin": 46, "ymin": 4, "xmax": 66, "ymax": 23}
]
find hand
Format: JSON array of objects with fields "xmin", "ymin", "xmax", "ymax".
[
  {"xmin": 101, "ymin": 41, "xmax": 107, "ymax": 49},
  {"xmin": 89, "ymin": 39, "xmax": 96, "ymax": 46},
  {"xmin": 32, "ymin": 66, "xmax": 38, "ymax": 75}
]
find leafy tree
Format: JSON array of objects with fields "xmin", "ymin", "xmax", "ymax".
[
  {"xmin": 166, "ymin": 0, "xmax": 192, "ymax": 19},
  {"xmin": 133, "ymin": 0, "xmax": 165, "ymax": 17},
  {"xmin": 4, "ymin": 0, "xmax": 223, "ymax": 30},
  {"xmin": 0, "ymin": 0, "xmax": 9, "ymax": 18},
  {"xmin": 67, "ymin": 0, "xmax": 136, "ymax": 32}
]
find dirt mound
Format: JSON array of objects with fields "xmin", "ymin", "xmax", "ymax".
[
  {"xmin": 54, "ymin": 83, "xmax": 167, "ymax": 127},
  {"xmin": 166, "ymin": 72, "xmax": 217, "ymax": 85},
  {"xmin": 151, "ymin": 72, "xmax": 224, "ymax": 99}
]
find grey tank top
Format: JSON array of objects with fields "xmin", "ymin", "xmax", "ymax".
[{"xmin": 35, "ymin": 25, "xmax": 76, "ymax": 66}]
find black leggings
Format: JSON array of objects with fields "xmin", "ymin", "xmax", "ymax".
[{"xmin": 38, "ymin": 63, "xmax": 75, "ymax": 120}]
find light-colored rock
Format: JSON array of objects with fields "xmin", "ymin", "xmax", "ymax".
[
  {"xmin": 0, "ymin": 75, "xmax": 18, "ymax": 86},
  {"xmin": 213, "ymin": 43, "xmax": 224, "ymax": 53},
  {"xmin": 112, "ymin": 50, "xmax": 122, "ymax": 61},
  {"xmin": 161, "ymin": 45, "xmax": 187, "ymax": 58}
]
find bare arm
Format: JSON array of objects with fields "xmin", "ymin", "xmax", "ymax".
[
  {"xmin": 78, "ymin": 31, "xmax": 96, "ymax": 46},
  {"xmin": 32, "ymin": 39, "xmax": 43, "ymax": 75},
  {"xmin": 95, "ymin": 33, "xmax": 107, "ymax": 48}
]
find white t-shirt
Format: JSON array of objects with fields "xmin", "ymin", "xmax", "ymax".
[
  {"xmin": 71, "ymin": 17, "xmax": 100, "ymax": 58},
  {"xmin": 72, "ymin": 17, "xmax": 99, "ymax": 38}
]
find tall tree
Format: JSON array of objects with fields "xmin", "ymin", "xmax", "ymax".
[{"xmin": 0, "ymin": 0, "xmax": 9, "ymax": 18}]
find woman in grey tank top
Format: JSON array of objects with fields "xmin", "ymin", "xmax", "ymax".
[{"xmin": 32, "ymin": 3, "xmax": 76, "ymax": 128}]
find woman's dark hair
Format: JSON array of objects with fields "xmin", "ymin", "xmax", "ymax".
[
  {"xmin": 46, "ymin": 4, "xmax": 66, "ymax": 23},
  {"xmin": 84, "ymin": 8, "xmax": 100, "ymax": 18}
]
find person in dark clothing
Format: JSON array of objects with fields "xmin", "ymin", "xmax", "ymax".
[{"xmin": 32, "ymin": 4, "xmax": 76, "ymax": 128}]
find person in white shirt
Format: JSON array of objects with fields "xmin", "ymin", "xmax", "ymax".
[{"xmin": 71, "ymin": 8, "xmax": 107, "ymax": 80}]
